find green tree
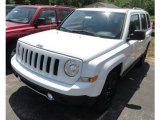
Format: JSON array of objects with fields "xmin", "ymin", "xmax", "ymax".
[
  {"xmin": 144, "ymin": 0, "xmax": 154, "ymax": 15},
  {"xmin": 114, "ymin": 0, "xmax": 131, "ymax": 8},
  {"xmin": 49, "ymin": 0, "xmax": 55, "ymax": 5},
  {"xmin": 6, "ymin": 0, "xmax": 16, "ymax": 4},
  {"xmin": 6, "ymin": 0, "xmax": 154, "ymax": 15},
  {"xmin": 24, "ymin": 0, "xmax": 31, "ymax": 4}
]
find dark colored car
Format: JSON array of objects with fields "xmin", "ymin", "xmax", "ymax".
[
  {"xmin": 6, "ymin": 5, "xmax": 75, "ymax": 67},
  {"xmin": 152, "ymin": 20, "xmax": 155, "ymax": 29},
  {"xmin": 6, "ymin": 4, "xmax": 16, "ymax": 15},
  {"xmin": 151, "ymin": 20, "xmax": 155, "ymax": 36}
]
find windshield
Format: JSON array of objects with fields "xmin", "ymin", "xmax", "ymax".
[
  {"xmin": 6, "ymin": 7, "xmax": 37, "ymax": 24},
  {"xmin": 60, "ymin": 11, "xmax": 125, "ymax": 39}
]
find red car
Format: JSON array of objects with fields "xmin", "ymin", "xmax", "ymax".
[{"xmin": 6, "ymin": 5, "xmax": 75, "ymax": 67}]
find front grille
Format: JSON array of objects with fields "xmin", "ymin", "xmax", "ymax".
[
  {"xmin": 16, "ymin": 41, "xmax": 83, "ymax": 85},
  {"xmin": 17, "ymin": 43, "xmax": 60, "ymax": 76}
]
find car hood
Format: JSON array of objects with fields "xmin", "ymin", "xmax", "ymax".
[
  {"xmin": 19, "ymin": 30, "xmax": 123, "ymax": 62},
  {"xmin": 6, "ymin": 21, "xmax": 29, "ymax": 30}
]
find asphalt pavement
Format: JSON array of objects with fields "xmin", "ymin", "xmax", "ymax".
[{"xmin": 6, "ymin": 62, "xmax": 154, "ymax": 120}]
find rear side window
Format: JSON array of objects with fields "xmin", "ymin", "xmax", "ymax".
[
  {"xmin": 59, "ymin": 9, "xmax": 72, "ymax": 21},
  {"xmin": 38, "ymin": 9, "xmax": 56, "ymax": 24},
  {"xmin": 129, "ymin": 14, "xmax": 140, "ymax": 34},
  {"xmin": 146, "ymin": 14, "xmax": 151, "ymax": 28},
  {"xmin": 140, "ymin": 14, "xmax": 147, "ymax": 30}
]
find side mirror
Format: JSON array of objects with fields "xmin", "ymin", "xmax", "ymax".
[
  {"xmin": 57, "ymin": 21, "xmax": 62, "ymax": 26},
  {"xmin": 129, "ymin": 30, "xmax": 146, "ymax": 40},
  {"xmin": 34, "ymin": 18, "xmax": 46, "ymax": 27}
]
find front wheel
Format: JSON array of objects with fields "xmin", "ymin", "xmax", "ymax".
[{"xmin": 94, "ymin": 71, "xmax": 119, "ymax": 112}]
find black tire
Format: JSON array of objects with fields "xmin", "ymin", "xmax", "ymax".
[
  {"xmin": 151, "ymin": 31, "xmax": 154, "ymax": 37},
  {"xmin": 6, "ymin": 42, "xmax": 17, "ymax": 68},
  {"xmin": 137, "ymin": 43, "xmax": 150, "ymax": 67},
  {"xmin": 94, "ymin": 70, "xmax": 119, "ymax": 113}
]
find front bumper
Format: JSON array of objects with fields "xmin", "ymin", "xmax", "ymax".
[
  {"xmin": 14, "ymin": 71, "xmax": 97, "ymax": 105},
  {"xmin": 11, "ymin": 55, "xmax": 99, "ymax": 104}
]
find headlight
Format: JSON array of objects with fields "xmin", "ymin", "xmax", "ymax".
[{"xmin": 64, "ymin": 60, "xmax": 80, "ymax": 77}]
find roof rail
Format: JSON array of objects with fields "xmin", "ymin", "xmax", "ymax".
[
  {"xmin": 132, "ymin": 7, "xmax": 143, "ymax": 10},
  {"xmin": 53, "ymin": 5, "xmax": 76, "ymax": 8}
]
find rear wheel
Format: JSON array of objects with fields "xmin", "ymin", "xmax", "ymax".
[{"xmin": 94, "ymin": 70, "xmax": 119, "ymax": 112}]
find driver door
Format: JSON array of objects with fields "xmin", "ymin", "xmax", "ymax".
[
  {"xmin": 125, "ymin": 14, "xmax": 141, "ymax": 68},
  {"xmin": 34, "ymin": 9, "xmax": 57, "ymax": 33}
]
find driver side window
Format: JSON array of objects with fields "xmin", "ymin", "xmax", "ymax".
[
  {"xmin": 37, "ymin": 9, "xmax": 56, "ymax": 25},
  {"xmin": 129, "ymin": 14, "xmax": 140, "ymax": 34}
]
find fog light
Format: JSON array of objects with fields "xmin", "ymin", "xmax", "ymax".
[{"xmin": 47, "ymin": 93, "xmax": 54, "ymax": 100}]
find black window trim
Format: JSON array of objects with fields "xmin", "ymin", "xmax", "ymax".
[
  {"xmin": 129, "ymin": 13, "xmax": 141, "ymax": 32},
  {"xmin": 140, "ymin": 13, "xmax": 148, "ymax": 30},
  {"xmin": 146, "ymin": 13, "xmax": 151, "ymax": 29}
]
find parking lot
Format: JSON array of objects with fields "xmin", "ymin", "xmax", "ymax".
[{"xmin": 6, "ymin": 62, "xmax": 154, "ymax": 120}]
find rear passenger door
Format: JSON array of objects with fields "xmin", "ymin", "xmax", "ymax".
[
  {"xmin": 140, "ymin": 13, "xmax": 151, "ymax": 53},
  {"xmin": 34, "ymin": 9, "xmax": 57, "ymax": 32}
]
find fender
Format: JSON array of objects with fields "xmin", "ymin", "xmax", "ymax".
[{"xmin": 87, "ymin": 54, "xmax": 126, "ymax": 96}]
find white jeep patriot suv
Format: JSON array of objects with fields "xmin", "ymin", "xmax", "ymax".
[{"xmin": 11, "ymin": 8, "xmax": 151, "ymax": 112}]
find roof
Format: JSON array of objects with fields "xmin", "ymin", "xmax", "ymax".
[
  {"xmin": 77, "ymin": 8, "xmax": 128, "ymax": 13},
  {"xmin": 16, "ymin": 5, "xmax": 75, "ymax": 9},
  {"xmin": 77, "ymin": 7, "xmax": 147, "ymax": 14},
  {"xmin": 85, "ymin": 2, "xmax": 119, "ymax": 8}
]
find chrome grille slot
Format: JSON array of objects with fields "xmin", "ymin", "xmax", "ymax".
[
  {"xmin": 54, "ymin": 59, "xmax": 59, "ymax": 75},
  {"xmin": 46, "ymin": 57, "xmax": 51, "ymax": 73},
  {"xmin": 29, "ymin": 51, "xmax": 33, "ymax": 66},
  {"xmin": 34, "ymin": 53, "xmax": 38, "ymax": 68},
  {"xmin": 25, "ymin": 49, "xmax": 28, "ymax": 63},
  {"xmin": 21, "ymin": 48, "xmax": 24, "ymax": 61},
  {"xmin": 40, "ymin": 55, "xmax": 44, "ymax": 71}
]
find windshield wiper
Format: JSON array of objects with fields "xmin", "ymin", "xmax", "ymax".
[
  {"xmin": 70, "ymin": 30, "xmax": 97, "ymax": 36},
  {"xmin": 6, "ymin": 19, "xmax": 23, "ymax": 23},
  {"xmin": 60, "ymin": 28, "xmax": 98, "ymax": 37},
  {"xmin": 60, "ymin": 27, "xmax": 72, "ymax": 32},
  {"xmin": 6, "ymin": 19, "xmax": 16, "ymax": 22}
]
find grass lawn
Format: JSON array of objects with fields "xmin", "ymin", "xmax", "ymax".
[
  {"xmin": 150, "ymin": 16, "xmax": 155, "ymax": 22},
  {"xmin": 146, "ymin": 37, "xmax": 154, "ymax": 64},
  {"xmin": 147, "ymin": 37, "xmax": 154, "ymax": 58}
]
